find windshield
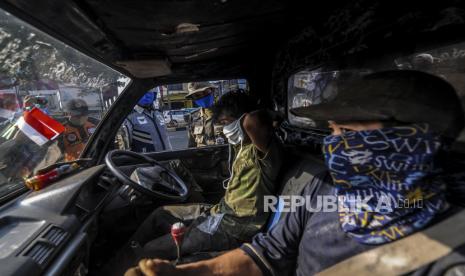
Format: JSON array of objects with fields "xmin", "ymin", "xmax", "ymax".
[{"xmin": 0, "ymin": 9, "xmax": 129, "ymax": 199}]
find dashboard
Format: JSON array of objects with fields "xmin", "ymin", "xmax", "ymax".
[{"xmin": 0, "ymin": 165, "xmax": 118, "ymax": 276}]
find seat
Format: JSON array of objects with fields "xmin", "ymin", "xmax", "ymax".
[
  {"xmin": 266, "ymin": 151, "xmax": 327, "ymax": 230},
  {"xmin": 180, "ymin": 149, "xmax": 328, "ymax": 263}
]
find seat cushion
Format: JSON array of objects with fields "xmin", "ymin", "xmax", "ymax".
[
  {"xmin": 181, "ymin": 151, "xmax": 329, "ymax": 262},
  {"xmin": 266, "ymin": 152, "xmax": 328, "ymax": 230}
]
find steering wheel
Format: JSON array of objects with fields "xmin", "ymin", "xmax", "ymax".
[{"xmin": 105, "ymin": 150, "xmax": 190, "ymax": 202}]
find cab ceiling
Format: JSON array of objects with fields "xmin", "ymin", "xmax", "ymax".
[
  {"xmin": 3, "ymin": 0, "xmax": 464, "ymax": 85},
  {"xmin": 1, "ymin": 0, "xmax": 310, "ymax": 81}
]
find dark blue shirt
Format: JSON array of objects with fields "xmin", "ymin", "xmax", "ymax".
[
  {"xmin": 241, "ymin": 176, "xmax": 465, "ymax": 276},
  {"xmin": 241, "ymin": 177, "xmax": 376, "ymax": 276}
]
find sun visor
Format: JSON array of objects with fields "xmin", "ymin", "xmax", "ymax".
[{"xmin": 115, "ymin": 59, "xmax": 171, "ymax": 78}]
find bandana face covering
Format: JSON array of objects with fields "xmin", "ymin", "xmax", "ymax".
[
  {"xmin": 323, "ymin": 123, "xmax": 448, "ymax": 244},
  {"xmin": 138, "ymin": 92, "xmax": 155, "ymax": 107},
  {"xmin": 194, "ymin": 94, "xmax": 214, "ymax": 108}
]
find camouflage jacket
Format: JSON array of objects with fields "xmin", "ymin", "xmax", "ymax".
[
  {"xmin": 187, "ymin": 108, "xmax": 226, "ymax": 147},
  {"xmin": 210, "ymin": 138, "xmax": 283, "ymax": 241}
]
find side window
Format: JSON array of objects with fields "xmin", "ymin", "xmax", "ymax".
[
  {"xmin": 115, "ymin": 79, "xmax": 249, "ymax": 152},
  {"xmin": 287, "ymin": 69, "xmax": 341, "ymax": 129},
  {"xmin": 287, "ymin": 41, "xmax": 465, "ymax": 143}
]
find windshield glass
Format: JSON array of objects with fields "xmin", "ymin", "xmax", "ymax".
[{"xmin": 0, "ymin": 9, "xmax": 129, "ymax": 199}]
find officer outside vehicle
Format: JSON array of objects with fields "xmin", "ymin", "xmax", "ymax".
[
  {"xmin": 118, "ymin": 89, "xmax": 171, "ymax": 153},
  {"xmin": 185, "ymin": 82, "xmax": 225, "ymax": 147},
  {"xmin": 59, "ymin": 98, "xmax": 99, "ymax": 162}
]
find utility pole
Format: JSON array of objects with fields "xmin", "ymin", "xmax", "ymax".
[{"xmin": 167, "ymin": 86, "xmax": 173, "ymax": 123}]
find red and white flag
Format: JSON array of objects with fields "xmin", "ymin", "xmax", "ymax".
[{"xmin": 17, "ymin": 107, "xmax": 65, "ymax": 146}]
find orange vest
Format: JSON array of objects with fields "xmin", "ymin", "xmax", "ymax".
[{"xmin": 63, "ymin": 121, "xmax": 96, "ymax": 161}]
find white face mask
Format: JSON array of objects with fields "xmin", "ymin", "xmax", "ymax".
[{"xmin": 222, "ymin": 116, "xmax": 245, "ymax": 145}]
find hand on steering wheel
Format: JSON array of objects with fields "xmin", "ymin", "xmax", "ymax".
[{"xmin": 105, "ymin": 150, "xmax": 190, "ymax": 202}]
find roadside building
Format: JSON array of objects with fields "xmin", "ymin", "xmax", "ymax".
[
  {"xmin": 160, "ymin": 80, "xmax": 247, "ymax": 110},
  {"xmin": 160, "ymin": 83, "xmax": 192, "ymax": 110}
]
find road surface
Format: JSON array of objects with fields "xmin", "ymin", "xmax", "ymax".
[{"xmin": 168, "ymin": 129, "xmax": 188, "ymax": 150}]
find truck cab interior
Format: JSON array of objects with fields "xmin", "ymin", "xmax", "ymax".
[{"xmin": 0, "ymin": 1, "xmax": 465, "ymax": 275}]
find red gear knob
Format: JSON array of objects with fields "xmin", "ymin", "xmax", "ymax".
[{"xmin": 171, "ymin": 222, "xmax": 186, "ymax": 245}]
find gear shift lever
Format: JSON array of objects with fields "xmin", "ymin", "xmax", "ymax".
[{"xmin": 171, "ymin": 222, "xmax": 186, "ymax": 264}]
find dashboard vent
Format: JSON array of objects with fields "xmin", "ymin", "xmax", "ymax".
[
  {"xmin": 24, "ymin": 242, "xmax": 53, "ymax": 266},
  {"xmin": 22, "ymin": 226, "xmax": 68, "ymax": 267},
  {"xmin": 43, "ymin": 226, "xmax": 67, "ymax": 246}
]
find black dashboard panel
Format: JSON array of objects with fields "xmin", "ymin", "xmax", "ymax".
[{"xmin": 0, "ymin": 165, "xmax": 109, "ymax": 276}]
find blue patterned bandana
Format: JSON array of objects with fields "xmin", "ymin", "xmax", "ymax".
[{"xmin": 323, "ymin": 124, "xmax": 448, "ymax": 244}]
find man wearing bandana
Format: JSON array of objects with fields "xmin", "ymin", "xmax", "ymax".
[
  {"xmin": 185, "ymin": 82, "xmax": 226, "ymax": 147},
  {"xmin": 109, "ymin": 91, "xmax": 283, "ymax": 275},
  {"xmin": 128, "ymin": 71, "xmax": 465, "ymax": 276}
]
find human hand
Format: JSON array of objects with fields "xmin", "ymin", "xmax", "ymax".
[{"xmin": 134, "ymin": 259, "xmax": 179, "ymax": 276}]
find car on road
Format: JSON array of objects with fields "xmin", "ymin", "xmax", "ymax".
[
  {"xmin": 163, "ymin": 109, "xmax": 189, "ymax": 128},
  {"xmin": 182, "ymin": 107, "xmax": 200, "ymax": 113}
]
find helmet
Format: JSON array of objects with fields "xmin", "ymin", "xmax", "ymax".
[{"xmin": 65, "ymin": 99, "xmax": 89, "ymax": 116}]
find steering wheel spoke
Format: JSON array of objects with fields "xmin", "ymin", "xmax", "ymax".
[{"xmin": 105, "ymin": 150, "xmax": 190, "ymax": 202}]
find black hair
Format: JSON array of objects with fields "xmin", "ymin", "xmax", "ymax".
[{"xmin": 212, "ymin": 90, "xmax": 255, "ymax": 122}]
